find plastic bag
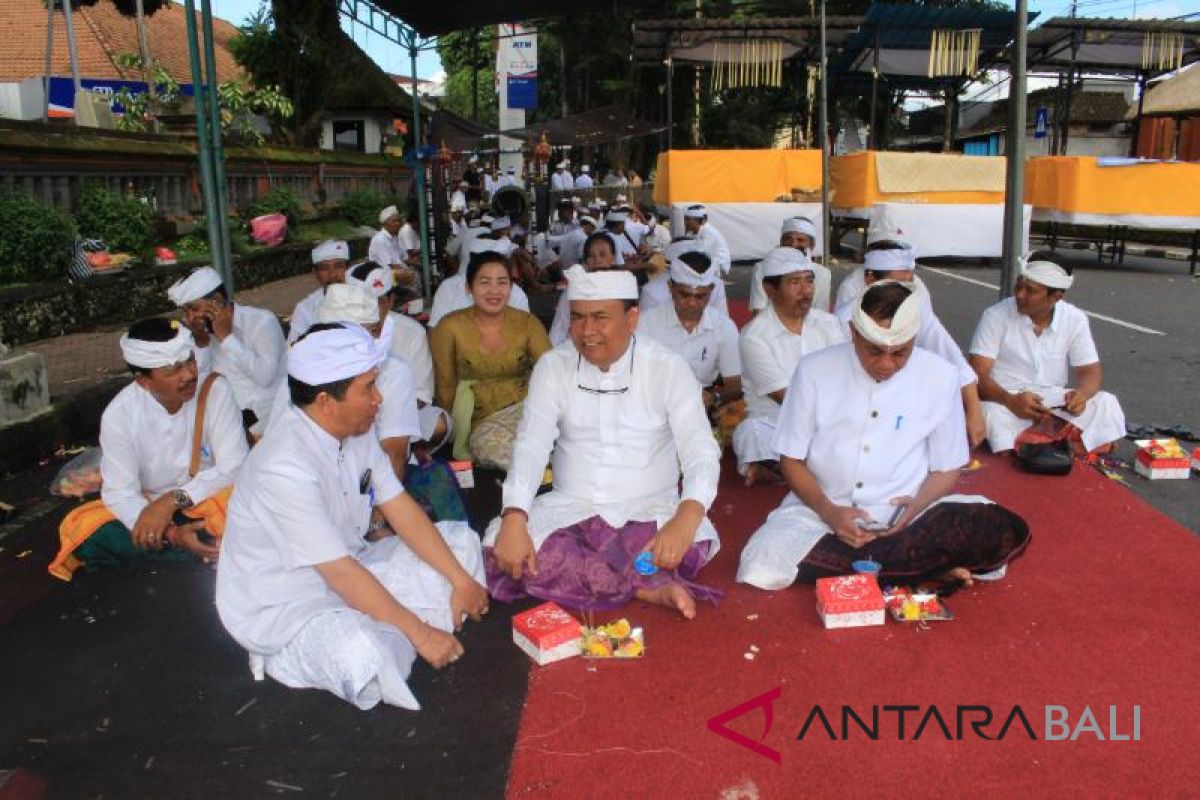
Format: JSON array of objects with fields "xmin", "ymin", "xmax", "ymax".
[
  {"xmin": 249, "ymin": 213, "xmax": 288, "ymax": 246},
  {"xmin": 50, "ymin": 447, "xmax": 103, "ymax": 498}
]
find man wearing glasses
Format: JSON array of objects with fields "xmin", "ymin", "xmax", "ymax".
[{"xmin": 484, "ymin": 266, "xmax": 723, "ymax": 619}]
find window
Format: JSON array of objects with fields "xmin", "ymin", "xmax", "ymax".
[{"xmin": 332, "ymin": 120, "xmax": 365, "ymax": 152}]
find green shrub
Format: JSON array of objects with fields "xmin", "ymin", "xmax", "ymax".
[
  {"xmin": 244, "ymin": 186, "xmax": 301, "ymax": 227},
  {"xmin": 0, "ymin": 190, "xmax": 77, "ymax": 283},
  {"xmin": 340, "ymin": 189, "xmax": 404, "ymax": 228},
  {"xmin": 74, "ymin": 183, "xmax": 156, "ymax": 253}
]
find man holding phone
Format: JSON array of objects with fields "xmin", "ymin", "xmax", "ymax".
[
  {"xmin": 737, "ymin": 282, "xmax": 1031, "ymax": 591},
  {"xmin": 168, "ymin": 266, "xmax": 287, "ymax": 436}
]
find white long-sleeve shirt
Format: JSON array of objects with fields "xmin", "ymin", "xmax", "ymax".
[
  {"xmin": 99, "ymin": 378, "xmax": 249, "ymax": 529},
  {"xmin": 551, "ymin": 171, "xmax": 575, "ymax": 191},
  {"xmin": 387, "ymin": 311, "xmax": 435, "ymax": 405},
  {"xmin": 740, "ymin": 304, "xmax": 847, "ymax": 419},
  {"xmin": 692, "ymin": 224, "xmax": 732, "ymax": 275},
  {"xmin": 500, "ymin": 337, "xmax": 721, "ymax": 522},
  {"xmin": 369, "ymin": 229, "xmax": 405, "ymax": 269},
  {"xmin": 194, "ymin": 304, "xmax": 286, "ymax": 430}
]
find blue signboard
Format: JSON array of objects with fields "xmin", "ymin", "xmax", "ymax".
[
  {"xmin": 46, "ymin": 76, "xmax": 196, "ymax": 116},
  {"xmin": 1034, "ymin": 107, "xmax": 1048, "ymax": 139},
  {"xmin": 507, "ymin": 73, "xmax": 538, "ymax": 110}
]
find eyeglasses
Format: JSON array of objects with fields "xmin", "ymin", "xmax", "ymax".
[{"xmin": 576, "ymin": 339, "xmax": 635, "ymax": 395}]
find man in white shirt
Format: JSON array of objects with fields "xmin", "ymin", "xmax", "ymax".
[
  {"xmin": 215, "ymin": 323, "xmax": 488, "ymax": 711},
  {"xmin": 289, "ymin": 240, "xmax": 348, "ymax": 343},
  {"xmin": 640, "ymin": 239, "xmax": 729, "ymax": 318},
  {"xmin": 834, "ymin": 240, "xmax": 986, "ymax": 447},
  {"xmin": 168, "ymin": 267, "xmax": 285, "ymax": 436},
  {"xmin": 483, "ymin": 169, "xmax": 498, "ymax": 198},
  {"xmin": 486, "ymin": 266, "xmax": 723, "ymax": 619},
  {"xmin": 551, "ymin": 161, "xmax": 575, "ymax": 192},
  {"xmin": 449, "ymin": 181, "xmax": 469, "ymax": 214},
  {"xmin": 637, "ymin": 247, "xmax": 742, "ymax": 421},
  {"xmin": 969, "ymin": 257, "xmax": 1125, "ymax": 454},
  {"xmin": 750, "ymin": 217, "xmax": 832, "ymax": 313},
  {"xmin": 499, "ymin": 166, "xmax": 518, "ymax": 189},
  {"xmin": 683, "ymin": 205, "xmax": 732, "ymax": 277},
  {"xmin": 640, "ymin": 207, "xmax": 672, "ymax": 257},
  {"xmin": 574, "ymin": 164, "xmax": 595, "ymax": 189},
  {"xmin": 346, "ymin": 260, "xmax": 451, "ymax": 453},
  {"xmin": 834, "ymin": 238, "xmax": 931, "ymax": 314},
  {"xmin": 52, "ymin": 318, "xmax": 249, "ymax": 579},
  {"xmin": 733, "ymin": 247, "xmax": 847, "ymax": 485},
  {"xmin": 429, "ymin": 240, "xmax": 531, "ymax": 327},
  {"xmin": 737, "ymin": 282, "xmax": 1030, "ymax": 590},
  {"xmin": 369, "ymin": 205, "xmax": 420, "ymax": 290},
  {"xmin": 602, "ymin": 210, "xmax": 642, "ymax": 266},
  {"xmin": 554, "ymin": 214, "xmax": 597, "ymax": 278}
]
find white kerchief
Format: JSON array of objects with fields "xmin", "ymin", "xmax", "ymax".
[
  {"xmin": 1021, "ymin": 259, "xmax": 1073, "ymax": 290},
  {"xmin": 564, "ymin": 264, "xmax": 638, "ymax": 301},
  {"xmin": 781, "ymin": 216, "xmax": 817, "ymax": 238},
  {"xmin": 864, "ymin": 244, "xmax": 917, "ymax": 272},
  {"xmin": 759, "ymin": 246, "xmax": 813, "ymax": 278},
  {"xmin": 490, "ymin": 216, "xmax": 511, "ymax": 232},
  {"xmin": 166, "ymin": 267, "xmax": 222, "ymax": 307},
  {"xmin": 317, "ymin": 283, "xmax": 380, "ymax": 326},
  {"xmin": 120, "ymin": 323, "xmax": 194, "ymax": 369},
  {"xmin": 851, "ymin": 281, "xmax": 921, "ymax": 347},
  {"xmin": 684, "ymin": 204, "xmax": 707, "ymax": 220},
  {"xmin": 579, "ymin": 215, "xmax": 599, "ymax": 228},
  {"xmin": 668, "ymin": 257, "xmax": 717, "ymax": 288},
  {"xmin": 288, "ymin": 323, "xmax": 388, "ymax": 385},
  {"xmin": 348, "ymin": 261, "xmax": 394, "ymax": 298},
  {"xmin": 606, "ymin": 210, "xmax": 628, "ymax": 224},
  {"xmin": 379, "ymin": 205, "xmax": 400, "ymax": 225},
  {"xmin": 311, "ymin": 240, "xmax": 348, "ymax": 264}
]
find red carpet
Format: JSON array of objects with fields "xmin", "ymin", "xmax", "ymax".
[{"xmin": 504, "ymin": 454, "xmax": 1199, "ymax": 798}]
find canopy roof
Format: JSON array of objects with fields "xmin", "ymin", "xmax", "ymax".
[
  {"xmin": 1027, "ymin": 17, "xmax": 1200, "ymax": 76},
  {"xmin": 372, "ymin": 0, "xmax": 573, "ymax": 38},
  {"xmin": 1129, "ymin": 62, "xmax": 1200, "ymax": 117},
  {"xmin": 836, "ymin": 2, "xmax": 1029, "ymax": 88},
  {"xmin": 500, "ymin": 105, "xmax": 668, "ymax": 147},
  {"xmin": 631, "ymin": 16, "xmax": 861, "ymax": 66}
]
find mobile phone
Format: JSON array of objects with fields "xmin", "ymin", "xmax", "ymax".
[{"xmin": 856, "ymin": 519, "xmax": 888, "ymax": 531}]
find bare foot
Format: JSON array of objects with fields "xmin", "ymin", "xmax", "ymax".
[
  {"xmin": 744, "ymin": 463, "xmax": 784, "ymax": 488},
  {"xmin": 635, "ymin": 582, "xmax": 697, "ymax": 620},
  {"xmin": 936, "ymin": 566, "xmax": 974, "ymax": 590}
]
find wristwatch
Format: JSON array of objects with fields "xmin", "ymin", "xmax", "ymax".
[{"xmin": 172, "ymin": 489, "xmax": 194, "ymax": 510}]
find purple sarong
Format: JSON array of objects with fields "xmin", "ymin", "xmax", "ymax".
[{"xmin": 486, "ymin": 515, "xmax": 723, "ymax": 610}]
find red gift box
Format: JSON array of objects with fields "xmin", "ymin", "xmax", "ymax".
[
  {"xmin": 512, "ymin": 602, "xmax": 583, "ymax": 665},
  {"xmin": 1133, "ymin": 439, "xmax": 1191, "ymax": 480},
  {"xmin": 816, "ymin": 574, "xmax": 885, "ymax": 629}
]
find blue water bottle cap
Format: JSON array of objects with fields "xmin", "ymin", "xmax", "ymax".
[{"xmin": 634, "ymin": 551, "xmax": 659, "ymax": 575}]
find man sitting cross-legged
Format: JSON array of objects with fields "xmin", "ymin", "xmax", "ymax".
[
  {"xmin": 216, "ymin": 323, "xmax": 488, "ymax": 711},
  {"xmin": 737, "ymin": 282, "xmax": 1031, "ymax": 591},
  {"xmin": 486, "ymin": 266, "xmax": 723, "ymax": 619},
  {"xmin": 969, "ymin": 256, "xmax": 1126, "ymax": 455},
  {"xmin": 50, "ymin": 318, "xmax": 248, "ymax": 580}
]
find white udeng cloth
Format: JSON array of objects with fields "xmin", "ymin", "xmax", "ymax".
[
  {"xmin": 736, "ymin": 345, "xmax": 973, "ymax": 590},
  {"xmin": 192, "ymin": 304, "xmax": 286, "ymax": 434},
  {"xmin": 216, "ymin": 405, "xmax": 484, "ymax": 711},
  {"xmin": 483, "ymin": 337, "xmax": 722, "ymax": 555},
  {"xmin": 99, "ymin": 378, "xmax": 248, "ymax": 529},
  {"xmin": 427, "ymin": 274, "xmax": 530, "ymax": 328},
  {"xmin": 969, "ymin": 297, "xmax": 1125, "ymax": 452},
  {"xmin": 638, "ymin": 271, "xmax": 730, "ymax": 322}
]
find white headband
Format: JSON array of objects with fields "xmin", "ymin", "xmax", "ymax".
[
  {"xmin": 581, "ymin": 165, "xmax": 590, "ymax": 172},
  {"xmin": 564, "ymin": 264, "xmax": 638, "ymax": 301},
  {"xmin": 684, "ymin": 205, "xmax": 707, "ymax": 220},
  {"xmin": 379, "ymin": 205, "xmax": 401, "ymax": 225},
  {"xmin": 606, "ymin": 211, "xmax": 628, "ymax": 224},
  {"xmin": 120, "ymin": 323, "xmax": 194, "ymax": 369},
  {"xmin": 288, "ymin": 323, "xmax": 389, "ymax": 385},
  {"xmin": 782, "ymin": 216, "xmax": 817, "ymax": 238},
  {"xmin": 1021, "ymin": 259, "xmax": 1073, "ymax": 290},
  {"xmin": 864, "ymin": 245, "xmax": 917, "ymax": 272},
  {"xmin": 166, "ymin": 267, "xmax": 222, "ymax": 307},
  {"xmin": 318, "ymin": 283, "xmax": 380, "ymax": 325},
  {"xmin": 312, "ymin": 240, "xmax": 349, "ymax": 264},
  {"xmin": 347, "ymin": 262, "xmax": 394, "ymax": 298},
  {"xmin": 490, "ymin": 216, "xmax": 511, "ymax": 232},
  {"xmin": 579, "ymin": 215, "xmax": 599, "ymax": 228},
  {"xmin": 851, "ymin": 281, "xmax": 922, "ymax": 347},
  {"xmin": 759, "ymin": 246, "xmax": 813, "ymax": 278},
  {"xmin": 668, "ymin": 257, "xmax": 717, "ymax": 288}
]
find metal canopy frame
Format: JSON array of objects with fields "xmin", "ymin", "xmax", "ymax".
[{"xmin": 631, "ymin": 16, "xmax": 861, "ymax": 66}]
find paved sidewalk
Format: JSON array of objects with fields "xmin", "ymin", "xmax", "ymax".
[{"xmin": 23, "ymin": 274, "xmax": 315, "ymax": 399}]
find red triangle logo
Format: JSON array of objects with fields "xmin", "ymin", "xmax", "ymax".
[{"xmin": 706, "ymin": 686, "xmax": 782, "ymax": 763}]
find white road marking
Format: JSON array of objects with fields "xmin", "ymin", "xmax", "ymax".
[{"xmin": 921, "ymin": 266, "xmax": 1167, "ymax": 336}]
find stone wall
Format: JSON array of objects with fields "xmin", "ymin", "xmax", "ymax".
[{"xmin": 0, "ymin": 237, "xmax": 368, "ymax": 345}]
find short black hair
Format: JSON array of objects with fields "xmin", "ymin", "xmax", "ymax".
[
  {"xmin": 676, "ymin": 250, "xmax": 712, "ymax": 274},
  {"xmin": 349, "ymin": 260, "xmax": 384, "ymax": 283},
  {"xmin": 287, "ymin": 323, "xmax": 355, "ymax": 406},
  {"xmin": 583, "ymin": 231, "xmax": 616, "ymax": 260},
  {"xmin": 860, "ymin": 282, "xmax": 913, "ymax": 321},
  {"xmin": 125, "ymin": 317, "xmax": 179, "ymax": 375},
  {"xmin": 466, "ymin": 250, "xmax": 510, "ymax": 286}
]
